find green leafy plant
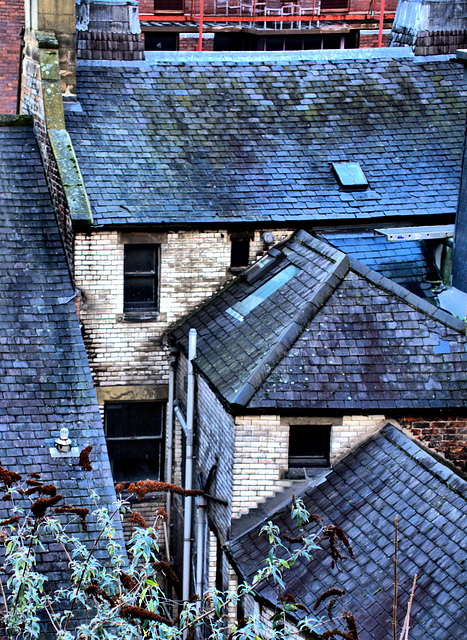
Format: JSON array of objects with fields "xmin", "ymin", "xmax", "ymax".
[{"xmin": 0, "ymin": 451, "xmax": 357, "ymax": 640}]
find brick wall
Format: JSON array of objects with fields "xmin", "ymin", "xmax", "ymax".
[
  {"xmin": 232, "ymin": 415, "xmax": 290, "ymax": 519},
  {"xmin": 350, "ymin": 0, "xmax": 398, "ymax": 12},
  {"xmin": 231, "ymin": 414, "xmax": 385, "ymax": 519},
  {"xmin": 332, "ymin": 414, "xmax": 384, "ymax": 459},
  {"xmin": 401, "ymin": 416, "xmax": 467, "ymax": 473},
  {"xmin": 359, "ymin": 29, "xmax": 391, "ymax": 48},
  {"xmin": 0, "ymin": 0, "xmax": 23, "ymax": 114},
  {"xmin": 197, "ymin": 375, "xmax": 235, "ymax": 537},
  {"xmin": 179, "ymin": 33, "xmax": 214, "ymax": 51},
  {"xmin": 75, "ymin": 228, "xmax": 288, "ymax": 388}
]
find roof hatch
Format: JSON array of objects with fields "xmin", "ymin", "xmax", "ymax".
[{"xmin": 331, "ymin": 162, "xmax": 368, "ymax": 190}]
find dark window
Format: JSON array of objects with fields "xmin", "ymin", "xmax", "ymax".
[
  {"xmin": 320, "ymin": 0, "xmax": 349, "ymax": 10},
  {"xmin": 124, "ymin": 244, "xmax": 159, "ymax": 312},
  {"xmin": 213, "ymin": 32, "xmax": 259, "ymax": 51},
  {"xmin": 105, "ymin": 402, "xmax": 164, "ymax": 483},
  {"xmin": 288, "ymin": 424, "xmax": 330, "ymax": 469},
  {"xmin": 154, "ymin": 0, "xmax": 184, "ymax": 12},
  {"xmin": 230, "ymin": 237, "xmax": 250, "ymax": 269},
  {"xmin": 144, "ymin": 32, "xmax": 179, "ymax": 51}
]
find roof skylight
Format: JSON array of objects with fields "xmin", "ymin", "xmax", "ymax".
[
  {"xmin": 332, "ymin": 162, "xmax": 368, "ymax": 190},
  {"xmin": 226, "ymin": 264, "xmax": 299, "ymax": 322}
]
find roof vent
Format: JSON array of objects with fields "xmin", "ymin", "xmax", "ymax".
[{"xmin": 331, "ymin": 162, "xmax": 368, "ymax": 190}]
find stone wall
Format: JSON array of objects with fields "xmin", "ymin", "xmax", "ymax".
[{"xmin": 20, "ymin": 32, "xmax": 75, "ymax": 272}]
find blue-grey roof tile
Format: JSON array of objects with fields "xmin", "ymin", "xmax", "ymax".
[
  {"xmin": 227, "ymin": 425, "xmax": 467, "ymax": 640},
  {"xmin": 66, "ymin": 53, "xmax": 466, "ymax": 227}
]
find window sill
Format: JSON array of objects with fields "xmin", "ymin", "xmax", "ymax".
[
  {"xmin": 229, "ymin": 266, "xmax": 248, "ymax": 275},
  {"xmin": 117, "ymin": 311, "xmax": 166, "ymax": 323}
]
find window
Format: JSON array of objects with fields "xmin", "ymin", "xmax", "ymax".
[
  {"xmin": 105, "ymin": 402, "xmax": 164, "ymax": 483},
  {"xmin": 230, "ymin": 235, "xmax": 251, "ymax": 270},
  {"xmin": 144, "ymin": 32, "xmax": 179, "ymax": 51},
  {"xmin": 154, "ymin": 0, "xmax": 184, "ymax": 12},
  {"xmin": 288, "ymin": 424, "xmax": 330, "ymax": 473},
  {"xmin": 320, "ymin": 0, "xmax": 349, "ymax": 10},
  {"xmin": 226, "ymin": 264, "xmax": 299, "ymax": 322},
  {"xmin": 124, "ymin": 244, "xmax": 159, "ymax": 312}
]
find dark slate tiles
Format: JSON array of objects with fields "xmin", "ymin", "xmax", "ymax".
[
  {"xmin": 0, "ymin": 126, "xmax": 122, "ymax": 590},
  {"xmin": 171, "ymin": 231, "xmax": 345, "ymax": 404},
  {"xmin": 172, "ymin": 230, "xmax": 467, "ymax": 411},
  {"xmin": 67, "ymin": 53, "xmax": 466, "ymax": 226},
  {"xmin": 319, "ymin": 230, "xmax": 436, "ymax": 297},
  {"xmin": 227, "ymin": 425, "xmax": 467, "ymax": 640}
]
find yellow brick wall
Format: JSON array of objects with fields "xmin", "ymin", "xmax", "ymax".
[
  {"xmin": 231, "ymin": 414, "xmax": 385, "ymax": 519},
  {"xmin": 75, "ymin": 229, "xmax": 293, "ymax": 388},
  {"xmin": 232, "ymin": 415, "xmax": 289, "ymax": 519},
  {"xmin": 332, "ymin": 415, "xmax": 385, "ymax": 460}
]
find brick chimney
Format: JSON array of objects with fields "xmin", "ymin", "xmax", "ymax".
[
  {"xmin": 389, "ymin": 0, "xmax": 467, "ymax": 54},
  {"xmin": 76, "ymin": 0, "xmax": 144, "ymax": 61}
]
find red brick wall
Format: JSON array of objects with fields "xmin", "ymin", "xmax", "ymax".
[
  {"xmin": 359, "ymin": 30, "xmax": 391, "ymax": 47},
  {"xmin": 178, "ymin": 34, "xmax": 214, "ymax": 50},
  {"xmin": 349, "ymin": 0, "xmax": 398, "ymax": 12},
  {"xmin": 401, "ymin": 416, "xmax": 467, "ymax": 473},
  {"xmin": 0, "ymin": 0, "xmax": 24, "ymax": 113},
  {"xmin": 139, "ymin": 0, "xmax": 155, "ymax": 13}
]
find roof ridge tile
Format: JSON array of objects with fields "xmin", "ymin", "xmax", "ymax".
[
  {"xmin": 350, "ymin": 256, "xmax": 466, "ymax": 333},
  {"xmin": 229, "ymin": 249, "xmax": 350, "ymax": 407}
]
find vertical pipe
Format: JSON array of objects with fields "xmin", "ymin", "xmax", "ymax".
[
  {"xmin": 166, "ymin": 349, "xmax": 177, "ymax": 551},
  {"xmin": 378, "ymin": 0, "xmax": 386, "ymax": 48},
  {"xmin": 183, "ymin": 329, "xmax": 197, "ymax": 602},
  {"xmin": 198, "ymin": 0, "xmax": 205, "ymax": 52},
  {"xmin": 195, "ymin": 495, "xmax": 207, "ymax": 603}
]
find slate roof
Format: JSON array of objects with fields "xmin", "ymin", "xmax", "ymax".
[
  {"xmin": 0, "ymin": 124, "xmax": 122, "ymax": 587},
  {"xmin": 171, "ymin": 229, "xmax": 467, "ymax": 411},
  {"xmin": 318, "ymin": 230, "xmax": 437, "ymax": 298},
  {"xmin": 66, "ymin": 50, "xmax": 466, "ymax": 227},
  {"xmin": 227, "ymin": 424, "xmax": 467, "ymax": 640}
]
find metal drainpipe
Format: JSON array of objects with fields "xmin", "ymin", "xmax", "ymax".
[
  {"xmin": 166, "ymin": 349, "xmax": 177, "ymax": 552},
  {"xmin": 183, "ymin": 329, "xmax": 197, "ymax": 602},
  {"xmin": 195, "ymin": 494, "xmax": 207, "ymax": 605}
]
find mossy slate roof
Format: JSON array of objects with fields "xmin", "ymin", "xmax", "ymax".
[
  {"xmin": 227, "ymin": 424, "xmax": 467, "ymax": 640},
  {"xmin": 171, "ymin": 230, "xmax": 467, "ymax": 411},
  {"xmin": 66, "ymin": 50, "xmax": 466, "ymax": 227},
  {"xmin": 0, "ymin": 125, "xmax": 122, "ymax": 590}
]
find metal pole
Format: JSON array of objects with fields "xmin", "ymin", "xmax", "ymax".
[
  {"xmin": 195, "ymin": 495, "xmax": 207, "ymax": 604},
  {"xmin": 198, "ymin": 0, "xmax": 205, "ymax": 51},
  {"xmin": 165, "ymin": 349, "xmax": 177, "ymax": 556},
  {"xmin": 378, "ymin": 0, "xmax": 386, "ymax": 48},
  {"xmin": 182, "ymin": 329, "xmax": 197, "ymax": 602}
]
